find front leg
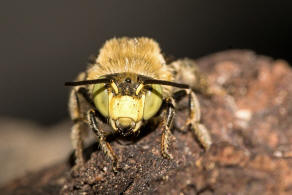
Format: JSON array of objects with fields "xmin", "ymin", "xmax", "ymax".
[
  {"xmin": 88, "ymin": 110, "xmax": 118, "ymax": 167},
  {"xmin": 160, "ymin": 98, "xmax": 175, "ymax": 159}
]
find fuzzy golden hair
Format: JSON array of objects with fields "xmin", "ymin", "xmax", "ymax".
[{"xmin": 87, "ymin": 37, "xmax": 173, "ymax": 82}]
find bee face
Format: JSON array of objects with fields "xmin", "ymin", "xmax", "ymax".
[
  {"xmin": 109, "ymin": 94, "xmax": 144, "ymax": 135},
  {"xmin": 92, "ymin": 73, "xmax": 163, "ymax": 135}
]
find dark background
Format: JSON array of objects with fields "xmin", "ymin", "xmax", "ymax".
[{"xmin": 1, "ymin": 0, "xmax": 291, "ymax": 125}]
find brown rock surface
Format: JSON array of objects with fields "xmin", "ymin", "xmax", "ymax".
[{"xmin": 2, "ymin": 50, "xmax": 292, "ymax": 194}]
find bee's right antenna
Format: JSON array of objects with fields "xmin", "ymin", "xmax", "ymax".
[{"xmin": 64, "ymin": 78, "xmax": 111, "ymax": 86}]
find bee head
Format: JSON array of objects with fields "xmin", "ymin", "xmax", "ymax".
[
  {"xmin": 65, "ymin": 73, "xmax": 188, "ymax": 136},
  {"xmin": 91, "ymin": 73, "xmax": 163, "ymax": 135}
]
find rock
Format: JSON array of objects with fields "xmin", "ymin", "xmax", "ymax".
[{"xmin": 2, "ymin": 50, "xmax": 292, "ymax": 194}]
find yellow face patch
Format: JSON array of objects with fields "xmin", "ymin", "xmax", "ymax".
[{"xmin": 109, "ymin": 93, "xmax": 145, "ymax": 125}]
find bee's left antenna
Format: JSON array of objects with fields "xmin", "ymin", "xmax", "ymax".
[{"xmin": 143, "ymin": 79, "xmax": 189, "ymax": 89}]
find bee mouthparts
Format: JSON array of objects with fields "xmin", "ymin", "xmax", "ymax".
[{"xmin": 115, "ymin": 118, "xmax": 135, "ymax": 135}]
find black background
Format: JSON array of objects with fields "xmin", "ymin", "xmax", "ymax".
[{"xmin": 1, "ymin": 0, "xmax": 291, "ymax": 125}]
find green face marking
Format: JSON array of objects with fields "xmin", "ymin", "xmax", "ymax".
[
  {"xmin": 92, "ymin": 83, "xmax": 109, "ymax": 117},
  {"xmin": 143, "ymin": 84, "xmax": 163, "ymax": 120}
]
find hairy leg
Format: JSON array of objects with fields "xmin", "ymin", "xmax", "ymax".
[
  {"xmin": 71, "ymin": 121, "xmax": 87, "ymax": 165},
  {"xmin": 160, "ymin": 98, "xmax": 175, "ymax": 159},
  {"xmin": 186, "ymin": 89, "xmax": 212, "ymax": 150},
  {"xmin": 173, "ymin": 89, "xmax": 212, "ymax": 150},
  {"xmin": 69, "ymin": 87, "xmax": 88, "ymax": 166},
  {"xmin": 68, "ymin": 73, "xmax": 95, "ymax": 166},
  {"xmin": 88, "ymin": 110, "xmax": 118, "ymax": 167}
]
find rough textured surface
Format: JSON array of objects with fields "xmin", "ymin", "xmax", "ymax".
[{"xmin": 2, "ymin": 50, "xmax": 292, "ymax": 194}]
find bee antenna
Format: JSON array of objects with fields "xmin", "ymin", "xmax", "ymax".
[
  {"xmin": 143, "ymin": 79, "xmax": 189, "ymax": 89},
  {"xmin": 64, "ymin": 78, "xmax": 111, "ymax": 86}
]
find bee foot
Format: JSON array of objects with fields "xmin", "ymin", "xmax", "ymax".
[
  {"xmin": 162, "ymin": 150, "xmax": 173, "ymax": 160},
  {"xmin": 112, "ymin": 161, "xmax": 122, "ymax": 173}
]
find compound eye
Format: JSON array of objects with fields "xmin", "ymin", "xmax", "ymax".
[
  {"xmin": 92, "ymin": 82, "xmax": 109, "ymax": 117},
  {"xmin": 143, "ymin": 84, "xmax": 163, "ymax": 120}
]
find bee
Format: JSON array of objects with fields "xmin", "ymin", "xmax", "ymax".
[{"xmin": 65, "ymin": 37, "xmax": 212, "ymax": 168}]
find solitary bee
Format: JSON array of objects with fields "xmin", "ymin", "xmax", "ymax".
[{"xmin": 65, "ymin": 37, "xmax": 212, "ymax": 167}]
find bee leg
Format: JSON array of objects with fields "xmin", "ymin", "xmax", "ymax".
[
  {"xmin": 172, "ymin": 90, "xmax": 189, "ymax": 133},
  {"xmin": 88, "ymin": 110, "xmax": 118, "ymax": 168},
  {"xmin": 160, "ymin": 98, "xmax": 175, "ymax": 159},
  {"xmin": 69, "ymin": 88, "xmax": 88, "ymax": 167},
  {"xmin": 71, "ymin": 121, "xmax": 87, "ymax": 166},
  {"xmin": 186, "ymin": 89, "xmax": 212, "ymax": 150}
]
